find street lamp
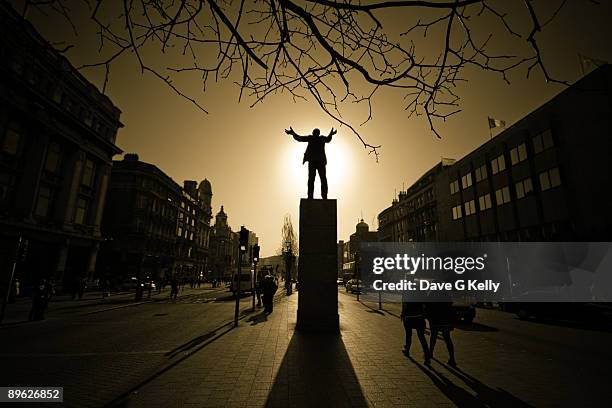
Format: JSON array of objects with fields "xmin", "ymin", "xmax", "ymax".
[{"xmin": 284, "ymin": 240, "xmax": 294, "ymax": 295}]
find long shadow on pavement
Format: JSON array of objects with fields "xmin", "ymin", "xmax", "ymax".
[
  {"xmin": 412, "ymin": 358, "xmax": 534, "ymax": 408},
  {"xmin": 247, "ymin": 311, "xmax": 268, "ymax": 325},
  {"xmin": 265, "ymin": 331, "xmax": 368, "ymax": 407},
  {"xmin": 359, "ymin": 300, "xmax": 401, "ymax": 318},
  {"xmin": 107, "ymin": 321, "xmax": 235, "ymax": 407}
]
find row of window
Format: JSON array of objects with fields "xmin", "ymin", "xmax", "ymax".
[
  {"xmin": 33, "ymin": 185, "xmax": 90, "ymax": 225},
  {"xmin": 450, "ymin": 129, "xmax": 555, "ymax": 194},
  {"xmin": 10, "ymin": 53, "xmax": 115, "ymax": 141},
  {"xmin": 451, "ymin": 168, "xmax": 561, "ymax": 220},
  {"xmin": 2, "ymin": 122, "xmax": 96, "ymax": 190}
]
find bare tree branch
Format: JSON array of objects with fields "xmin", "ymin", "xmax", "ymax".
[{"xmin": 21, "ymin": 0, "xmax": 590, "ymax": 159}]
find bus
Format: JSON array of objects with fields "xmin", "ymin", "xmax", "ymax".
[{"xmin": 231, "ymin": 268, "xmax": 254, "ymax": 294}]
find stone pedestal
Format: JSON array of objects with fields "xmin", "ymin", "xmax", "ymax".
[{"xmin": 297, "ymin": 199, "xmax": 339, "ymax": 332}]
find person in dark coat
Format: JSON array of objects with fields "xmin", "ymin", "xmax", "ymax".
[
  {"xmin": 261, "ymin": 273, "xmax": 278, "ymax": 314},
  {"xmin": 426, "ymin": 300, "xmax": 457, "ymax": 367},
  {"xmin": 170, "ymin": 278, "xmax": 179, "ymax": 301},
  {"xmin": 29, "ymin": 279, "xmax": 50, "ymax": 321},
  {"xmin": 401, "ymin": 295, "xmax": 431, "ymax": 365},
  {"xmin": 285, "ymin": 126, "xmax": 337, "ymax": 199}
]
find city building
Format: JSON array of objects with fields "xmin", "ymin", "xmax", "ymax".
[
  {"xmin": 378, "ymin": 64, "xmax": 612, "ymax": 242},
  {"xmin": 0, "ymin": 2, "xmax": 123, "ymax": 294},
  {"xmin": 208, "ymin": 206, "xmax": 260, "ymax": 281},
  {"xmin": 209, "ymin": 206, "xmax": 238, "ymax": 282},
  {"xmin": 339, "ymin": 219, "xmax": 378, "ymax": 280},
  {"xmin": 99, "ymin": 154, "xmax": 212, "ymax": 285},
  {"xmin": 378, "ymin": 159, "xmax": 455, "ymax": 242}
]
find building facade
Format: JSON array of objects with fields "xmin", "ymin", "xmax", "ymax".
[
  {"xmin": 378, "ymin": 65, "xmax": 612, "ymax": 243},
  {"xmin": 0, "ymin": 2, "xmax": 123, "ymax": 294},
  {"xmin": 209, "ymin": 206, "xmax": 238, "ymax": 282},
  {"xmin": 339, "ymin": 219, "xmax": 378, "ymax": 280},
  {"xmin": 99, "ymin": 154, "xmax": 212, "ymax": 285},
  {"xmin": 378, "ymin": 159, "xmax": 455, "ymax": 242}
]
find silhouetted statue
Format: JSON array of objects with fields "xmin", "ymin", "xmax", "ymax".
[{"xmin": 285, "ymin": 126, "xmax": 337, "ymax": 199}]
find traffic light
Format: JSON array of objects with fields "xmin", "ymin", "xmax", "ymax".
[
  {"xmin": 239, "ymin": 226, "xmax": 249, "ymax": 252},
  {"xmin": 253, "ymin": 244, "xmax": 260, "ymax": 263}
]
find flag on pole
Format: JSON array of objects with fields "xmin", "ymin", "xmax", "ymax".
[
  {"xmin": 488, "ymin": 117, "xmax": 506, "ymax": 129},
  {"xmin": 578, "ymin": 54, "xmax": 607, "ymax": 76}
]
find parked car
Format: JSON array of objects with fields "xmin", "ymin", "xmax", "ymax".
[
  {"xmin": 141, "ymin": 281, "xmax": 156, "ymax": 291},
  {"xmin": 503, "ymin": 301, "xmax": 612, "ymax": 322},
  {"xmin": 336, "ymin": 278, "xmax": 344, "ymax": 286},
  {"xmin": 346, "ymin": 279, "xmax": 363, "ymax": 294},
  {"xmin": 119, "ymin": 277, "xmax": 139, "ymax": 291},
  {"xmin": 452, "ymin": 298, "xmax": 476, "ymax": 323}
]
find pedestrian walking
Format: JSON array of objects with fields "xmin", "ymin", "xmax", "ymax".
[
  {"xmin": 261, "ymin": 273, "xmax": 278, "ymax": 314},
  {"xmin": 255, "ymin": 278, "xmax": 262, "ymax": 307},
  {"xmin": 170, "ymin": 278, "xmax": 179, "ymax": 301},
  {"xmin": 77, "ymin": 276, "xmax": 86, "ymax": 300},
  {"xmin": 102, "ymin": 278, "xmax": 111, "ymax": 298},
  {"xmin": 28, "ymin": 279, "xmax": 50, "ymax": 321},
  {"xmin": 401, "ymin": 295, "xmax": 431, "ymax": 365},
  {"xmin": 426, "ymin": 300, "xmax": 457, "ymax": 367}
]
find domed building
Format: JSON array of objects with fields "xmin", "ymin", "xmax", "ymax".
[
  {"xmin": 338, "ymin": 218, "xmax": 379, "ymax": 281},
  {"xmin": 209, "ymin": 205, "xmax": 238, "ymax": 282}
]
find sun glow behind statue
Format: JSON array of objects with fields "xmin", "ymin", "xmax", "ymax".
[{"xmin": 280, "ymin": 128, "xmax": 353, "ymax": 200}]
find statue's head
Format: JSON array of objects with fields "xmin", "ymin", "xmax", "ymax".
[{"xmin": 312, "ymin": 128, "xmax": 320, "ymax": 137}]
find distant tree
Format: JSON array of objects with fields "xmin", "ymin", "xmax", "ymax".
[
  {"xmin": 278, "ymin": 214, "xmax": 298, "ymax": 257},
  {"xmin": 18, "ymin": 0, "xmax": 593, "ymax": 156}
]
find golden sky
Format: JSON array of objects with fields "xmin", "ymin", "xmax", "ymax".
[{"xmin": 18, "ymin": 1, "xmax": 612, "ymax": 256}]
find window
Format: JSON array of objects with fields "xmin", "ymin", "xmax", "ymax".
[
  {"xmin": 35, "ymin": 186, "xmax": 52, "ymax": 217},
  {"xmin": 491, "ymin": 154, "xmax": 506, "ymax": 175},
  {"xmin": 0, "ymin": 173, "xmax": 12, "ymax": 202},
  {"xmin": 11, "ymin": 56, "xmax": 23, "ymax": 75},
  {"xmin": 539, "ymin": 167, "xmax": 561, "ymax": 191},
  {"xmin": 461, "ymin": 173, "xmax": 472, "ymax": 189},
  {"xmin": 2, "ymin": 122, "xmax": 21, "ymax": 155},
  {"xmin": 475, "ymin": 164, "xmax": 487, "ymax": 182},
  {"xmin": 81, "ymin": 159, "xmax": 95, "ymax": 187},
  {"xmin": 74, "ymin": 198, "xmax": 88, "ymax": 224},
  {"xmin": 135, "ymin": 217, "xmax": 144, "ymax": 232},
  {"xmin": 449, "ymin": 179, "xmax": 459, "ymax": 195},
  {"xmin": 136, "ymin": 194, "xmax": 147, "ymax": 209},
  {"xmin": 83, "ymin": 111, "xmax": 93, "ymax": 127},
  {"xmin": 515, "ymin": 178, "xmax": 533, "ymax": 199},
  {"xmin": 478, "ymin": 193, "xmax": 492, "ymax": 211},
  {"xmin": 452, "ymin": 205, "xmax": 463, "ymax": 220},
  {"xmin": 510, "ymin": 143, "xmax": 528, "ymax": 165},
  {"xmin": 464, "ymin": 200, "xmax": 476, "ymax": 216},
  {"xmin": 533, "ymin": 129, "xmax": 554, "ymax": 154},
  {"xmin": 44, "ymin": 142, "xmax": 61, "ymax": 173},
  {"xmin": 178, "ymin": 226, "xmax": 183, "ymax": 237},
  {"xmin": 495, "ymin": 186, "xmax": 511, "ymax": 205},
  {"xmin": 52, "ymin": 87, "xmax": 62, "ymax": 104}
]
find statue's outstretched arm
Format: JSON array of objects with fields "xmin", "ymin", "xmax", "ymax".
[
  {"xmin": 285, "ymin": 127, "xmax": 309, "ymax": 142},
  {"xmin": 325, "ymin": 127, "xmax": 337, "ymax": 142}
]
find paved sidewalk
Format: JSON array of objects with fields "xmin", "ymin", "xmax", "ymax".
[{"xmin": 111, "ymin": 291, "xmax": 612, "ymax": 408}]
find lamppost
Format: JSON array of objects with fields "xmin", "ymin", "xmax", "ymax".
[
  {"xmin": 234, "ymin": 226, "xmax": 248, "ymax": 327},
  {"xmin": 284, "ymin": 240, "xmax": 294, "ymax": 295},
  {"xmin": 251, "ymin": 244, "xmax": 260, "ymax": 311}
]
